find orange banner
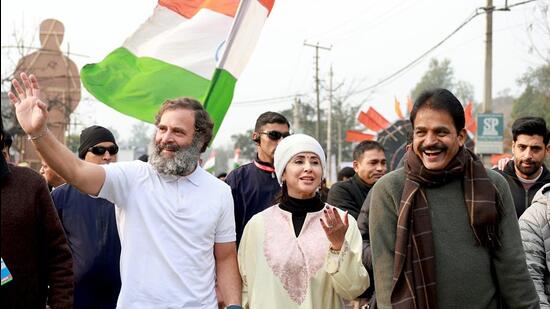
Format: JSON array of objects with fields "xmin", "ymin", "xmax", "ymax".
[
  {"xmin": 358, "ymin": 111, "xmax": 381, "ymax": 131},
  {"xmin": 394, "ymin": 97, "xmax": 404, "ymax": 119},
  {"xmin": 407, "ymin": 96, "xmax": 413, "ymax": 115},
  {"xmin": 366, "ymin": 107, "xmax": 390, "ymax": 129},
  {"xmin": 465, "ymin": 100, "xmax": 477, "ymax": 133},
  {"xmin": 358, "ymin": 107, "xmax": 390, "ymax": 132},
  {"xmin": 345, "ymin": 130, "xmax": 375, "ymax": 142}
]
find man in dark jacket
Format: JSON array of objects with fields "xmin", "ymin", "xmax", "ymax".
[
  {"xmin": 496, "ymin": 117, "xmax": 550, "ymax": 218},
  {"xmin": 51, "ymin": 125, "xmax": 121, "ymax": 309},
  {"xmin": 327, "ymin": 140, "xmax": 386, "ymax": 303},
  {"xmin": 327, "ymin": 140, "xmax": 386, "ymax": 218},
  {"xmin": 1, "ymin": 124, "xmax": 73, "ymax": 309},
  {"xmin": 226, "ymin": 112, "xmax": 290, "ymax": 244}
]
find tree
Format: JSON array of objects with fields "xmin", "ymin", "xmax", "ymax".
[
  {"xmin": 411, "ymin": 58, "xmax": 455, "ymax": 100},
  {"xmin": 454, "ymin": 80, "xmax": 475, "ymax": 103},
  {"xmin": 231, "ymin": 129, "xmax": 256, "ymax": 161},
  {"xmin": 128, "ymin": 122, "xmax": 153, "ymax": 149},
  {"xmin": 410, "ymin": 58, "xmax": 475, "ymax": 104},
  {"xmin": 511, "ymin": 63, "xmax": 550, "ymax": 126}
]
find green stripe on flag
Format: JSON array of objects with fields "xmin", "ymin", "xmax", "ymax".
[
  {"xmin": 81, "ymin": 47, "xmax": 210, "ymax": 123},
  {"xmin": 203, "ymin": 68, "xmax": 237, "ymax": 138}
]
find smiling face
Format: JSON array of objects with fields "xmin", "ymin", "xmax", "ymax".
[
  {"xmin": 412, "ymin": 107, "xmax": 466, "ymax": 171},
  {"xmin": 150, "ymin": 108, "xmax": 202, "ymax": 176},
  {"xmin": 155, "ymin": 109, "xmax": 196, "ymax": 158},
  {"xmin": 282, "ymin": 152, "xmax": 323, "ymax": 199},
  {"xmin": 353, "ymin": 149, "xmax": 387, "ymax": 185},
  {"xmin": 512, "ymin": 134, "xmax": 549, "ymax": 179}
]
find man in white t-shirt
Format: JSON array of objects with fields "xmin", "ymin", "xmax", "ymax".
[{"xmin": 8, "ymin": 72, "xmax": 242, "ymax": 309}]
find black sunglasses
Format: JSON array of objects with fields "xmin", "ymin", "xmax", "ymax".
[
  {"xmin": 88, "ymin": 145, "xmax": 119, "ymax": 156},
  {"xmin": 260, "ymin": 130, "xmax": 291, "ymax": 141}
]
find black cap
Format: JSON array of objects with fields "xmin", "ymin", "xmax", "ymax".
[{"xmin": 78, "ymin": 125, "xmax": 117, "ymax": 159}]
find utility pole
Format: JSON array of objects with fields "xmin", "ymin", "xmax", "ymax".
[
  {"xmin": 304, "ymin": 41, "xmax": 331, "ymax": 139},
  {"xmin": 327, "ymin": 66, "xmax": 333, "ymax": 182},
  {"xmin": 337, "ymin": 120, "xmax": 342, "ymax": 171},
  {"xmin": 293, "ymin": 97, "xmax": 301, "ymax": 133},
  {"xmin": 483, "ymin": 0, "xmax": 494, "ymax": 113}
]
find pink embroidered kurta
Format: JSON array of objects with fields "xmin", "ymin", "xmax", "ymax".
[{"xmin": 238, "ymin": 205, "xmax": 369, "ymax": 309}]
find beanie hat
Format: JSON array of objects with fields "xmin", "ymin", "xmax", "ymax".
[
  {"xmin": 78, "ymin": 125, "xmax": 117, "ymax": 159},
  {"xmin": 274, "ymin": 134, "xmax": 326, "ymax": 185}
]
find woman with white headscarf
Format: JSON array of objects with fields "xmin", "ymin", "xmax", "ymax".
[{"xmin": 238, "ymin": 134, "xmax": 368, "ymax": 309}]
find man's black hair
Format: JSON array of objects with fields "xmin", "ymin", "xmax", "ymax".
[
  {"xmin": 337, "ymin": 166, "xmax": 355, "ymax": 181},
  {"xmin": 254, "ymin": 112, "xmax": 290, "ymax": 132},
  {"xmin": 512, "ymin": 117, "xmax": 549, "ymax": 145},
  {"xmin": 410, "ymin": 88, "xmax": 465, "ymax": 132},
  {"xmin": 352, "ymin": 140, "xmax": 385, "ymax": 161}
]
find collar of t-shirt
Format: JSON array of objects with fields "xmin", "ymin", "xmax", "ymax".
[
  {"xmin": 156, "ymin": 165, "xmax": 201, "ymax": 186},
  {"xmin": 254, "ymin": 154, "xmax": 275, "ymax": 173},
  {"xmin": 517, "ymin": 166, "xmax": 543, "ymax": 190}
]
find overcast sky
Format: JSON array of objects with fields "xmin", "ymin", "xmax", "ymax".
[{"xmin": 2, "ymin": 0, "xmax": 547, "ymax": 148}]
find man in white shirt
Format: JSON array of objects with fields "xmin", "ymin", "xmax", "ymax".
[{"xmin": 8, "ymin": 72, "xmax": 242, "ymax": 309}]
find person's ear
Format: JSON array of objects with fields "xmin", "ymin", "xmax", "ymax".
[
  {"xmin": 352, "ymin": 160, "xmax": 359, "ymax": 173},
  {"xmin": 457, "ymin": 128, "xmax": 467, "ymax": 147},
  {"xmin": 252, "ymin": 131, "xmax": 261, "ymax": 145}
]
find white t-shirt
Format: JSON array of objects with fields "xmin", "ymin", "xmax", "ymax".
[{"xmin": 99, "ymin": 160, "xmax": 235, "ymax": 309}]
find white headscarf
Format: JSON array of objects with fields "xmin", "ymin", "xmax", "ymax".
[{"xmin": 273, "ymin": 134, "xmax": 326, "ymax": 185}]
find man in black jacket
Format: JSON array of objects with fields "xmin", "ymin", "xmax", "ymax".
[
  {"xmin": 327, "ymin": 140, "xmax": 386, "ymax": 218},
  {"xmin": 327, "ymin": 140, "xmax": 386, "ymax": 305},
  {"xmin": 497, "ymin": 117, "xmax": 550, "ymax": 218},
  {"xmin": 225, "ymin": 112, "xmax": 290, "ymax": 244}
]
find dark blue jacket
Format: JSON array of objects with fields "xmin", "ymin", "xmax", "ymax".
[
  {"xmin": 496, "ymin": 161, "xmax": 550, "ymax": 218},
  {"xmin": 226, "ymin": 157, "xmax": 281, "ymax": 244},
  {"xmin": 51, "ymin": 184, "xmax": 121, "ymax": 309}
]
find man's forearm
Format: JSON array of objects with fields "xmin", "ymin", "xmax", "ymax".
[
  {"xmin": 32, "ymin": 129, "xmax": 104, "ymax": 195},
  {"xmin": 216, "ymin": 252, "xmax": 242, "ymax": 306},
  {"xmin": 32, "ymin": 129, "xmax": 81, "ymax": 181}
]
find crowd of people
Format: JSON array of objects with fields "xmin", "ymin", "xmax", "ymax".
[{"xmin": 1, "ymin": 72, "xmax": 549, "ymax": 309}]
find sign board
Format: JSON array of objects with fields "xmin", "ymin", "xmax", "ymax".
[{"xmin": 475, "ymin": 113, "xmax": 504, "ymax": 154}]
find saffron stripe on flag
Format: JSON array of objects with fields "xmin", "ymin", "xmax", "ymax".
[{"xmin": 159, "ymin": 0, "xmax": 240, "ymax": 18}]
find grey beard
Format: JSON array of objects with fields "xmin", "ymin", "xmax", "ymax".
[{"xmin": 149, "ymin": 137, "xmax": 202, "ymax": 176}]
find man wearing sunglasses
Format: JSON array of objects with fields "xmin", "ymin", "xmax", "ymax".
[
  {"xmin": 50, "ymin": 125, "xmax": 121, "ymax": 309},
  {"xmin": 226, "ymin": 111, "xmax": 291, "ymax": 244}
]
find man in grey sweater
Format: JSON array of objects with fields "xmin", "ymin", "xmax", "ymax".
[{"xmin": 368, "ymin": 88, "xmax": 538, "ymax": 308}]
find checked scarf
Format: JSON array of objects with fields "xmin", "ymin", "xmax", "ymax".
[{"xmin": 391, "ymin": 147, "xmax": 502, "ymax": 309}]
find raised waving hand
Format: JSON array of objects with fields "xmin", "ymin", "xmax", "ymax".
[{"xmin": 8, "ymin": 72, "xmax": 48, "ymax": 136}]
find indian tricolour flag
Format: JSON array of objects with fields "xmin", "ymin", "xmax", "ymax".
[
  {"xmin": 203, "ymin": 150, "xmax": 216, "ymax": 173},
  {"xmin": 81, "ymin": 0, "xmax": 274, "ymax": 137}
]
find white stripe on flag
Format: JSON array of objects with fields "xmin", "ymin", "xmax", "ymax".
[
  {"xmin": 218, "ymin": 0, "xmax": 269, "ymax": 78},
  {"xmin": 123, "ymin": 5, "xmax": 233, "ymax": 79}
]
